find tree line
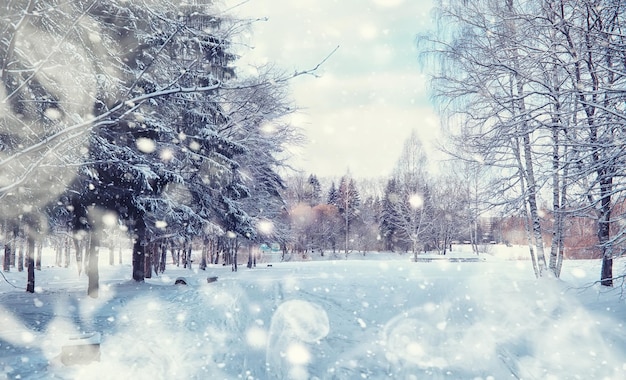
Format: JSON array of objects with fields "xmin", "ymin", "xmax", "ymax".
[
  {"xmin": 0, "ymin": 0, "xmax": 303, "ymax": 296},
  {"xmin": 3, "ymin": 0, "xmax": 622, "ymax": 296},
  {"xmin": 421, "ymin": 0, "xmax": 626, "ymax": 286},
  {"xmin": 279, "ymin": 130, "xmax": 488, "ymax": 260}
]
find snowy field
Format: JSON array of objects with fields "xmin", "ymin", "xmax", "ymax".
[{"xmin": 0, "ymin": 246, "xmax": 625, "ymax": 379}]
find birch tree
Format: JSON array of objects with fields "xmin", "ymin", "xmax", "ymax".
[
  {"xmin": 430, "ymin": 170, "xmax": 467, "ymax": 255},
  {"xmin": 550, "ymin": 0, "xmax": 626, "ymax": 286},
  {"xmin": 424, "ymin": 0, "xmax": 567, "ymax": 276},
  {"xmin": 380, "ymin": 131, "xmax": 432, "ymax": 258},
  {"xmin": 425, "ymin": 0, "xmax": 626, "ymax": 285},
  {"xmin": 330, "ymin": 174, "xmax": 361, "ymax": 255}
]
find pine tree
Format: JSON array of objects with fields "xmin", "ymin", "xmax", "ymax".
[
  {"xmin": 327, "ymin": 181, "xmax": 339, "ymax": 206},
  {"xmin": 380, "ymin": 131, "xmax": 433, "ymax": 256},
  {"xmin": 2, "ymin": 0, "xmax": 306, "ymax": 293},
  {"xmin": 305, "ymin": 174, "xmax": 322, "ymax": 206},
  {"xmin": 332, "ymin": 175, "xmax": 361, "ymax": 254},
  {"xmin": 65, "ymin": 1, "xmax": 240, "ymax": 283},
  {"xmin": 380, "ymin": 178, "xmax": 400, "ymax": 252}
]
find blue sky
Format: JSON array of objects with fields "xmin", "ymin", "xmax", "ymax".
[{"xmin": 223, "ymin": 0, "xmax": 439, "ymax": 179}]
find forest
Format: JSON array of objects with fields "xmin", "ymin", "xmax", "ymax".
[
  {"xmin": 2, "ymin": 0, "xmax": 626, "ymax": 299},
  {"xmin": 421, "ymin": 0, "xmax": 626, "ymax": 286},
  {"xmin": 0, "ymin": 0, "xmax": 301, "ymax": 296}
]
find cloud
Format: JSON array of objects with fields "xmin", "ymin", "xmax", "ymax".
[
  {"xmin": 290, "ymin": 103, "xmax": 441, "ymax": 178},
  {"xmin": 371, "ymin": 0, "xmax": 406, "ymax": 7},
  {"xmin": 223, "ymin": 0, "xmax": 438, "ymax": 178},
  {"xmin": 359, "ymin": 23, "xmax": 379, "ymax": 40},
  {"xmin": 292, "ymin": 70, "xmax": 431, "ymax": 111}
]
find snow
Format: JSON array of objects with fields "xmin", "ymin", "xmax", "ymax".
[
  {"xmin": 135, "ymin": 138, "xmax": 157, "ymax": 154},
  {"xmin": 0, "ymin": 247, "xmax": 625, "ymax": 379}
]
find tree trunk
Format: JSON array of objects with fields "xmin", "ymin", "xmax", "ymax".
[
  {"xmin": 520, "ymin": 104, "xmax": 547, "ymax": 277},
  {"xmin": 160, "ymin": 244, "xmax": 166, "ymax": 273},
  {"xmin": 345, "ymin": 217, "xmax": 349, "ymax": 255},
  {"xmin": 470, "ymin": 218, "xmax": 478, "ymax": 254},
  {"xmin": 3, "ymin": 245, "xmax": 10, "ymax": 272},
  {"xmin": 188, "ymin": 243, "xmax": 193, "ymax": 269},
  {"xmin": 200, "ymin": 241, "xmax": 207, "ymax": 270},
  {"xmin": 109, "ymin": 243, "xmax": 114, "ymax": 265},
  {"xmin": 512, "ymin": 138, "xmax": 539, "ymax": 278},
  {"xmin": 599, "ymin": 177, "xmax": 613, "ymax": 286},
  {"xmin": 3, "ymin": 222, "xmax": 9, "ymax": 272},
  {"xmin": 600, "ymin": 255, "xmax": 612, "ymax": 287},
  {"xmin": 208, "ymin": 239, "xmax": 214, "ymax": 265},
  {"xmin": 36, "ymin": 242, "xmax": 41, "ymax": 271},
  {"xmin": 17, "ymin": 240, "xmax": 24, "ymax": 272},
  {"xmin": 247, "ymin": 243, "xmax": 253, "ymax": 268},
  {"xmin": 74, "ymin": 238, "xmax": 83, "ymax": 275},
  {"xmin": 504, "ymin": 0, "xmax": 547, "ymax": 277},
  {"xmin": 550, "ymin": 133, "xmax": 567, "ymax": 278},
  {"xmin": 132, "ymin": 223, "xmax": 146, "ymax": 282},
  {"xmin": 11, "ymin": 225, "xmax": 17, "ymax": 267},
  {"xmin": 152, "ymin": 243, "xmax": 160, "ymax": 275},
  {"xmin": 144, "ymin": 242, "xmax": 153, "ymax": 279},
  {"xmin": 555, "ymin": 163, "xmax": 568, "ymax": 276},
  {"xmin": 55, "ymin": 241, "xmax": 62, "ymax": 267},
  {"xmin": 26, "ymin": 236, "xmax": 35, "ymax": 293},
  {"xmin": 87, "ymin": 233, "xmax": 99, "ymax": 298},
  {"xmin": 548, "ymin": 83, "xmax": 565, "ymax": 277},
  {"xmin": 64, "ymin": 237, "xmax": 71, "ymax": 268},
  {"xmin": 232, "ymin": 239, "xmax": 238, "ymax": 272}
]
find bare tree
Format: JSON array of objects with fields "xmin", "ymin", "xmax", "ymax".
[
  {"xmin": 550, "ymin": 0, "xmax": 626, "ymax": 286},
  {"xmin": 429, "ymin": 168, "xmax": 470, "ymax": 255},
  {"xmin": 424, "ymin": 0, "xmax": 626, "ymax": 285},
  {"xmin": 423, "ymin": 0, "xmax": 577, "ymax": 276},
  {"xmin": 381, "ymin": 131, "xmax": 433, "ymax": 259}
]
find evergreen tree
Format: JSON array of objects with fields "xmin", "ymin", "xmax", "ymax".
[
  {"xmin": 380, "ymin": 131, "xmax": 433, "ymax": 256},
  {"xmin": 305, "ymin": 174, "xmax": 322, "ymax": 206},
  {"xmin": 332, "ymin": 175, "xmax": 361, "ymax": 254},
  {"xmin": 64, "ymin": 2, "xmax": 244, "ymax": 283},
  {"xmin": 380, "ymin": 178, "xmax": 400, "ymax": 252},
  {"xmin": 327, "ymin": 181, "xmax": 339, "ymax": 206},
  {"xmin": 1, "ymin": 0, "xmax": 311, "ymax": 293},
  {"xmin": 354, "ymin": 195, "xmax": 382, "ymax": 253}
]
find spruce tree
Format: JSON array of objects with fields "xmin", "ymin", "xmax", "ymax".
[
  {"xmin": 306, "ymin": 174, "xmax": 322, "ymax": 206},
  {"xmin": 380, "ymin": 178, "xmax": 400, "ymax": 252}
]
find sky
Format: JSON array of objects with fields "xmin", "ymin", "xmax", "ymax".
[{"xmin": 222, "ymin": 0, "xmax": 440, "ymax": 179}]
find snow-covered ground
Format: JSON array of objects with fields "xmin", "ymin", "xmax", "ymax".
[{"xmin": 0, "ymin": 246, "xmax": 625, "ymax": 379}]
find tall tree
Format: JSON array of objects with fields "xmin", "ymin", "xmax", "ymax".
[
  {"xmin": 0, "ymin": 0, "xmax": 113, "ymax": 293},
  {"xmin": 327, "ymin": 181, "xmax": 339, "ymax": 207},
  {"xmin": 430, "ymin": 171, "xmax": 466, "ymax": 255},
  {"xmin": 551, "ymin": 0, "xmax": 626, "ymax": 286},
  {"xmin": 381, "ymin": 130, "xmax": 433, "ymax": 258},
  {"xmin": 423, "ymin": 0, "xmax": 560, "ymax": 275},
  {"xmin": 311, "ymin": 203, "xmax": 342, "ymax": 254},
  {"xmin": 424, "ymin": 0, "xmax": 626, "ymax": 284},
  {"xmin": 329, "ymin": 174, "xmax": 361, "ymax": 254},
  {"xmin": 380, "ymin": 178, "xmax": 400, "ymax": 252},
  {"xmin": 305, "ymin": 174, "xmax": 323, "ymax": 207}
]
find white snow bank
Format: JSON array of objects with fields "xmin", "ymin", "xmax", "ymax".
[{"xmin": 0, "ymin": 251, "xmax": 624, "ymax": 379}]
